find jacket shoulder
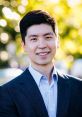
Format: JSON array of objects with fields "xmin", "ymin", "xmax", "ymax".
[
  {"xmin": 1, "ymin": 68, "xmax": 30, "ymax": 89},
  {"xmin": 57, "ymin": 69, "xmax": 82, "ymax": 83}
]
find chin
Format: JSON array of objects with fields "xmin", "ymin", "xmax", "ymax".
[{"xmin": 37, "ymin": 61, "xmax": 51, "ymax": 65}]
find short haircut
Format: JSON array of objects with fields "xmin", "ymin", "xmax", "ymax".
[{"xmin": 19, "ymin": 10, "xmax": 58, "ymax": 43}]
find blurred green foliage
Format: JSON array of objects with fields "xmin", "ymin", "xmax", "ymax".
[{"xmin": 0, "ymin": 0, "xmax": 82, "ymax": 68}]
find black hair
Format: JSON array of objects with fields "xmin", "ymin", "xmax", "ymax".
[{"xmin": 19, "ymin": 10, "xmax": 57, "ymax": 43}]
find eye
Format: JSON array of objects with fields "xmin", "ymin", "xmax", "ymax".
[
  {"xmin": 30, "ymin": 37, "xmax": 37, "ymax": 41},
  {"xmin": 45, "ymin": 36, "xmax": 53, "ymax": 40}
]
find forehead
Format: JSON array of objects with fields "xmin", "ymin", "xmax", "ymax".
[{"xmin": 26, "ymin": 24, "xmax": 54, "ymax": 36}]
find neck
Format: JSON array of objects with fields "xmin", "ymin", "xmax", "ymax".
[{"xmin": 31, "ymin": 63, "xmax": 54, "ymax": 82}]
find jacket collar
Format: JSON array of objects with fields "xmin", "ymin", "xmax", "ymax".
[
  {"xmin": 56, "ymin": 71, "xmax": 71, "ymax": 117},
  {"xmin": 19, "ymin": 68, "xmax": 71, "ymax": 117},
  {"xmin": 19, "ymin": 68, "xmax": 49, "ymax": 117}
]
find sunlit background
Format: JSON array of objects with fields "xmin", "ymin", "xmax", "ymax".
[{"xmin": 0, "ymin": 0, "xmax": 82, "ymax": 83}]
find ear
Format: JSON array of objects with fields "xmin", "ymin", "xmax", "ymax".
[
  {"xmin": 57, "ymin": 39, "xmax": 60, "ymax": 48},
  {"xmin": 22, "ymin": 42, "xmax": 27, "ymax": 52},
  {"xmin": 57, "ymin": 36, "xmax": 60, "ymax": 48}
]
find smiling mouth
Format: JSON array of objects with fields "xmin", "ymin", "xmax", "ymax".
[{"xmin": 36, "ymin": 52, "xmax": 50, "ymax": 56}]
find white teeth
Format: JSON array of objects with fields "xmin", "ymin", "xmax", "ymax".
[{"xmin": 38, "ymin": 52, "xmax": 48, "ymax": 56}]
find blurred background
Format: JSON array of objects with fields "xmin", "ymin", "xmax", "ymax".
[{"xmin": 0, "ymin": 0, "xmax": 82, "ymax": 85}]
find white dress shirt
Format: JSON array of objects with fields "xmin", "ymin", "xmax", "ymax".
[{"xmin": 28, "ymin": 65, "xmax": 58, "ymax": 117}]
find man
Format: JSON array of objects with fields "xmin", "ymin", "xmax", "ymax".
[{"xmin": 0, "ymin": 10, "xmax": 82, "ymax": 117}]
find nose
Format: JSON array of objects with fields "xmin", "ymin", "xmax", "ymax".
[{"xmin": 38, "ymin": 38, "xmax": 47, "ymax": 49}]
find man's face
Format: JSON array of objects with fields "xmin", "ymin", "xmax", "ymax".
[{"xmin": 23, "ymin": 24, "xmax": 59, "ymax": 67}]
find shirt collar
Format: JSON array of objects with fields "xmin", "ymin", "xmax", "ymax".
[
  {"xmin": 28, "ymin": 65, "xmax": 58, "ymax": 87},
  {"xmin": 29, "ymin": 65, "xmax": 42, "ymax": 86}
]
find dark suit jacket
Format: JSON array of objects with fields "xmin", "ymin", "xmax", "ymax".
[{"xmin": 0, "ymin": 68, "xmax": 82, "ymax": 117}]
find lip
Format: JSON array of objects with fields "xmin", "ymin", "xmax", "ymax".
[{"xmin": 36, "ymin": 52, "xmax": 50, "ymax": 56}]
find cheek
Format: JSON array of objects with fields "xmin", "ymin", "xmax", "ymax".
[
  {"xmin": 53, "ymin": 40, "xmax": 58, "ymax": 49},
  {"xmin": 48, "ymin": 41, "xmax": 57, "ymax": 50},
  {"xmin": 25, "ymin": 44, "xmax": 36, "ymax": 54}
]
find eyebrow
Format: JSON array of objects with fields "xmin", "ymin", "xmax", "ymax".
[
  {"xmin": 28, "ymin": 35, "xmax": 38, "ymax": 38},
  {"xmin": 28, "ymin": 32, "xmax": 54, "ymax": 38},
  {"xmin": 43, "ymin": 32, "xmax": 54, "ymax": 36}
]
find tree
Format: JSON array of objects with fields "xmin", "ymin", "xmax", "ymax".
[{"xmin": 0, "ymin": 0, "xmax": 82, "ymax": 69}]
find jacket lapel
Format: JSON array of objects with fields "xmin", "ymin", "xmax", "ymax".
[
  {"xmin": 56, "ymin": 72, "xmax": 71, "ymax": 117},
  {"xmin": 18, "ymin": 68, "xmax": 71, "ymax": 117},
  {"xmin": 19, "ymin": 68, "xmax": 49, "ymax": 117}
]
